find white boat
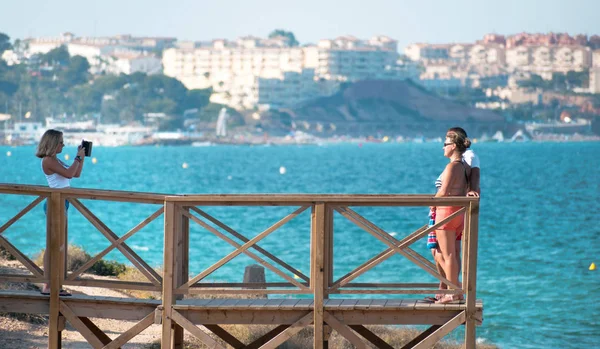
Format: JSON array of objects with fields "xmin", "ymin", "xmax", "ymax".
[{"xmin": 192, "ymin": 141, "xmax": 213, "ymax": 147}]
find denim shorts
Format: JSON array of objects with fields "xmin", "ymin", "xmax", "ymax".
[{"xmin": 43, "ymin": 200, "xmax": 70, "ymax": 215}]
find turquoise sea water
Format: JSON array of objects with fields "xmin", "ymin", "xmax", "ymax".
[{"xmin": 0, "ymin": 142, "xmax": 599, "ymax": 348}]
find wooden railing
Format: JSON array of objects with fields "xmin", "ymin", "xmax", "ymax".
[{"xmin": 0, "ymin": 184, "xmax": 481, "ymax": 349}]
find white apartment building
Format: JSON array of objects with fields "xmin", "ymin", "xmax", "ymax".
[
  {"xmin": 505, "ymin": 46, "xmax": 531, "ymax": 69},
  {"xmin": 163, "ymin": 35, "xmax": 401, "ymax": 110},
  {"xmin": 316, "ymin": 36, "xmax": 399, "ymax": 81},
  {"xmin": 406, "ymin": 43, "xmax": 506, "ymax": 67},
  {"xmin": 66, "ymin": 43, "xmax": 120, "ymax": 74},
  {"xmin": 404, "ymin": 44, "xmax": 449, "ymax": 61},
  {"xmin": 468, "ymin": 44, "xmax": 506, "ymax": 66},
  {"xmin": 590, "ymin": 67, "xmax": 600, "ymax": 94},
  {"xmin": 107, "ymin": 52, "xmax": 162, "ymax": 75},
  {"xmin": 18, "ymin": 33, "xmax": 168, "ymax": 75},
  {"xmin": 222, "ymin": 69, "xmax": 338, "ymax": 110},
  {"xmin": 163, "ymin": 37, "xmax": 306, "ymax": 90},
  {"xmin": 25, "ymin": 32, "xmax": 77, "ymax": 56},
  {"xmin": 506, "ymin": 45, "xmax": 592, "ymax": 78},
  {"xmin": 448, "ymin": 44, "xmax": 472, "ymax": 63},
  {"xmin": 593, "ymin": 50, "xmax": 600, "ymax": 68}
]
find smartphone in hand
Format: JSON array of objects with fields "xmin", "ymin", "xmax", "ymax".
[{"xmin": 81, "ymin": 140, "xmax": 93, "ymax": 157}]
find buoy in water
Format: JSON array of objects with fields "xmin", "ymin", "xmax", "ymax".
[
  {"xmin": 92, "ymin": 157, "xmax": 97, "ymax": 164},
  {"xmin": 64, "ymin": 154, "xmax": 70, "ymax": 160},
  {"xmin": 182, "ymin": 162, "xmax": 189, "ymax": 169},
  {"xmin": 227, "ymin": 175, "xmax": 232, "ymax": 180},
  {"xmin": 590, "ymin": 263, "xmax": 596, "ymax": 271},
  {"xmin": 279, "ymin": 166, "xmax": 286, "ymax": 175},
  {"xmin": 6, "ymin": 151, "xmax": 11, "ymax": 157}
]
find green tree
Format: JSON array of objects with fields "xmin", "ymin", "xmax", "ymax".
[
  {"xmin": 268, "ymin": 29, "xmax": 299, "ymax": 47},
  {"xmin": 183, "ymin": 89, "xmax": 212, "ymax": 110},
  {"xmin": 0, "ymin": 32, "xmax": 11, "ymax": 55},
  {"xmin": 39, "ymin": 46, "xmax": 70, "ymax": 66},
  {"xmin": 59, "ymin": 55, "xmax": 90, "ymax": 89},
  {"xmin": 566, "ymin": 70, "xmax": 589, "ymax": 88}
]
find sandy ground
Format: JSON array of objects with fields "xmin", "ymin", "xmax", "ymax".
[{"xmin": 0, "ymin": 259, "xmax": 190, "ymax": 348}]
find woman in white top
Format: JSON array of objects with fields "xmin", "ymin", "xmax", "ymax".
[{"xmin": 36, "ymin": 129, "xmax": 85, "ymax": 296}]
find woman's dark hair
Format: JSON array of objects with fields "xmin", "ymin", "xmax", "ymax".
[
  {"xmin": 446, "ymin": 130, "xmax": 470, "ymax": 154},
  {"xmin": 448, "ymin": 127, "xmax": 471, "ymax": 149}
]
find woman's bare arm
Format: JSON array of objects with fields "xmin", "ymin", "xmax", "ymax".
[
  {"xmin": 467, "ymin": 167, "xmax": 480, "ymax": 196},
  {"xmin": 74, "ymin": 155, "xmax": 84, "ymax": 177},
  {"xmin": 43, "ymin": 157, "xmax": 80, "ymax": 179}
]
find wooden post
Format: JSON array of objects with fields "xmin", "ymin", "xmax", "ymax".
[
  {"xmin": 162, "ymin": 201, "xmax": 177, "ymax": 349},
  {"xmin": 461, "ymin": 203, "xmax": 470, "ymax": 295},
  {"xmin": 312, "ymin": 203, "xmax": 326, "ymax": 349},
  {"xmin": 464, "ymin": 201, "xmax": 479, "ymax": 349},
  {"xmin": 323, "ymin": 206, "xmax": 334, "ymax": 348},
  {"xmin": 172, "ymin": 204, "xmax": 187, "ymax": 349},
  {"xmin": 48, "ymin": 192, "xmax": 65, "ymax": 349},
  {"xmin": 244, "ymin": 265, "xmax": 266, "ymax": 285}
]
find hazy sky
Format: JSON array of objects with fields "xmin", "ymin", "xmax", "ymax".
[{"xmin": 2, "ymin": 0, "xmax": 598, "ymax": 51}]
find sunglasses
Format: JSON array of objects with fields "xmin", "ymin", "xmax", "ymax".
[{"xmin": 443, "ymin": 142, "xmax": 454, "ymax": 147}]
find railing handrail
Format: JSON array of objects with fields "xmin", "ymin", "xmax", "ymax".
[
  {"xmin": 0, "ymin": 184, "xmax": 479, "ymax": 205},
  {"xmin": 0, "ymin": 184, "xmax": 479, "ymax": 294},
  {"xmin": 0, "ymin": 183, "xmax": 169, "ymax": 203}
]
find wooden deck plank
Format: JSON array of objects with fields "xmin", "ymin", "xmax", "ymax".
[
  {"xmin": 369, "ymin": 299, "xmax": 387, "ymax": 309},
  {"xmin": 249, "ymin": 299, "xmax": 269, "ymax": 308},
  {"xmin": 279, "ymin": 299, "xmax": 301, "ymax": 309},
  {"xmin": 265, "ymin": 299, "xmax": 286, "ymax": 308},
  {"xmin": 215, "ymin": 299, "xmax": 241, "ymax": 309},
  {"xmin": 384, "ymin": 299, "xmax": 403, "ymax": 307},
  {"xmin": 294, "ymin": 299, "xmax": 314, "ymax": 309},
  {"xmin": 355, "ymin": 299, "xmax": 373, "ymax": 309},
  {"xmin": 401, "ymin": 299, "xmax": 417, "ymax": 310},
  {"xmin": 206, "ymin": 299, "xmax": 227, "ymax": 307},
  {"xmin": 324, "ymin": 299, "xmax": 344, "ymax": 309},
  {"xmin": 0, "ymin": 292, "xmax": 483, "ymax": 313},
  {"xmin": 339, "ymin": 299, "xmax": 359, "ymax": 310}
]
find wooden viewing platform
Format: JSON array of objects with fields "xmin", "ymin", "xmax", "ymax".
[{"xmin": 0, "ymin": 184, "xmax": 482, "ymax": 348}]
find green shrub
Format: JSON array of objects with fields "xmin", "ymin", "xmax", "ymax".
[
  {"xmin": 0, "ymin": 245, "xmax": 16, "ymax": 261},
  {"xmin": 89, "ymin": 260, "xmax": 127, "ymax": 276},
  {"xmin": 34, "ymin": 245, "xmax": 127, "ymax": 277}
]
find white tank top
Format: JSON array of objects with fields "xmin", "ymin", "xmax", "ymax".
[{"xmin": 42, "ymin": 159, "xmax": 71, "ymax": 188}]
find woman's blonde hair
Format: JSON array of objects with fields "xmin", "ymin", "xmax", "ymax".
[{"xmin": 36, "ymin": 129, "xmax": 63, "ymax": 158}]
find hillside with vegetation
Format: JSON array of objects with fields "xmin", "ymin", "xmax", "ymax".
[{"xmin": 261, "ymin": 80, "xmax": 508, "ymax": 137}]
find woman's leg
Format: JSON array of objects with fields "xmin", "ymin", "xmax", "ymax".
[
  {"xmin": 432, "ymin": 248, "xmax": 447, "ymax": 293},
  {"xmin": 425, "ymin": 249, "xmax": 447, "ymax": 301},
  {"xmin": 436, "ymin": 229, "xmax": 462, "ymax": 303},
  {"xmin": 41, "ymin": 249, "xmax": 49, "ymax": 293},
  {"xmin": 455, "ymin": 240, "xmax": 462, "ymax": 284}
]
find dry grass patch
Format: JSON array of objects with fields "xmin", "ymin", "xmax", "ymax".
[{"xmin": 0, "ymin": 255, "xmax": 47, "ymax": 324}]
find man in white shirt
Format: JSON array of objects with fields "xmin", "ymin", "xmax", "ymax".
[{"xmin": 451, "ymin": 127, "xmax": 480, "ymax": 197}]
